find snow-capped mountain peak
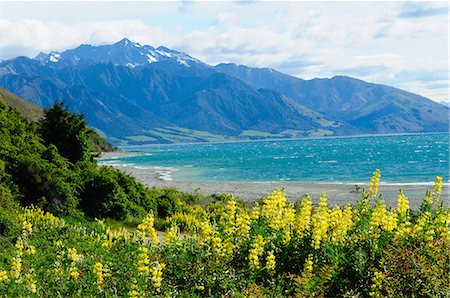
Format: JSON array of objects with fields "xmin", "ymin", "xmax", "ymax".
[{"xmin": 33, "ymin": 39, "xmax": 204, "ymax": 69}]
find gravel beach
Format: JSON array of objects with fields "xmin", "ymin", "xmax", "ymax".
[{"xmin": 99, "ymin": 151, "xmax": 448, "ymax": 210}]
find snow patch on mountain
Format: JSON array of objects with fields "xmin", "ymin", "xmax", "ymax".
[{"xmin": 33, "ymin": 38, "xmax": 204, "ymax": 69}]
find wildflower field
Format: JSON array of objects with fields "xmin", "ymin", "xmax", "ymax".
[{"xmin": 0, "ymin": 171, "xmax": 449, "ymax": 297}]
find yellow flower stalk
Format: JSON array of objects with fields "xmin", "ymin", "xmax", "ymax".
[
  {"xmin": 311, "ymin": 193, "xmax": 330, "ymax": 249},
  {"xmin": 223, "ymin": 238, "xmax": 234, "ymax": 256},
  {"xmin": 128, "ymin": 289, "xmax": 141, "ymax": 298},
  {"xmin": 397, "ymin": 190, "xmax": 410, "ymax": 219},
  {"xmin": 15, "ymin": 238, "xmax": 24, "ymax": 254},
  {"xmin": 0, "ymin": 270, "xmax": 8, "ymax": 283},
  {"xmin": 370, "ymin": 201, "xmax": 386, "ymax": 232},
  {"xmin": 433, "ymin": 176, "xmax": 443, "ymax": 202},
  {"xmin": 281, "ymin": 228, "xmax": 291, "ymax": 244},
  {"xmin": 250, "ymin": 202, "xmax": 260, "ymax": 221},
  {"xmin": 328, "ymin": 205, "xmax": 353, "ymax": 244},
  {"xmin": 150, "ymin": 263, "xmax": 166, "ymax": 292},
  {"xmin": 211, "ymin": 234, "xmax": 224, "ymax": 257},
  {"xmin": 294, "ymin": 195, "xmax": 313, "ymax": 237},
  {"xmin": 21, "ymin": 221, "xmax": 33, "ymax": 237},
  {"xmin": 368, "ymin": 169, "xmax": 381, "ymax": 199},
  {"xmin": 249, "ymin": 235, "xmax": 265, "ymax": 270},
  {"xmin": 225, "ymin": 199, "xmax": 237, "ymax": 219},
  {"xmin": 54, "ymin": 240, "xmax": 64, "ymax": 248},
  {"xmin": 235, "ymin": 213, "xmax": 251, "ymax": 238},
  {"xmin": 93, "ymin": 262, "xmax": 105, "ymax": 290},
  {"xmin": 69, "ymin": 266, "xmax": 80, "ymax": 280},
  {"xmin": 303, "ymin": 254, "xmax": 314, "ymax": 279},
  {"xmin": 164, "ymin": 223, "xmax": 180, "ymax": 245},
  {"xmin": 137, "ymin": 213, "xmax": 159, "ymax": 246},
  {"xmin": 19, "ymin": 205, "xmax": 65, "ymax": 229},
  {"xmin": 369, "ymin": 270, "xmax": 384, "ymax": 298},
  {"xmin": 137, "ymin": 247, "xmax": 150, "ymax": 277},
  {"xmin": 25, "ymin": 245, "xmax": 36, "ymax": 256},
  {"xmin": 24, "ymin": 272, "xmax": 37, "ymax": 293},
  {"xmin": 10, "ymin": 256, "xmax": 22, "ymax": 279},
  {"xmin": 381, "ymin": 210, "xmax": 397, "ymax": 232},
  {"xmin": 67, "ymin": 248, "xmax": 82, "ymax": 262},
  {"xmin": 265, "ymin": 250, "xmax": 276, "ymax": 274},
  {"xmin": 261, "ymin": 188, "xmax": 287, "ymax": 230},
  {"xmin": 198, "ymin": 220, "xmax": 214, "ymax": 246}
]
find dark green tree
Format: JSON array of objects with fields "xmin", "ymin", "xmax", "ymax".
[{"xmin": 39, "ymin": 102, "xmax": 91, "ymax": 164}]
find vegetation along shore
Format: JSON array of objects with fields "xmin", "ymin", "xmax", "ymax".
[{"xmin": 0, "ymin": 100, "xmax": 449, "ymax": 296}]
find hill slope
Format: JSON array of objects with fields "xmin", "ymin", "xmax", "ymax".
[{"xmin": 0, "ymin": 86, "xmax": 43, "ymax": 122}]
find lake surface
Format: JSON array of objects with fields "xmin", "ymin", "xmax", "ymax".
[{"xmin": 100, "ymin": 133, "xmax": 449, "ymax": 184}]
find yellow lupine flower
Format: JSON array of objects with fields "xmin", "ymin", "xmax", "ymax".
[
  {"xmin": 21, "ymin": 221, "xmax": 33, "ymax": 237},
  {"xmin": 93, "ymin": 262, "xmax": 104, "ymax": 290},
  {"xmin": 137, "ymin": 213, "xmax": 159, "ymax": 246},
  {"xmin": 137, "ymin": 247, "xmax": 150, "ymax": 277},
  {"xmin": 281, "ymin": 228, "xmax": 291, "ymax": 244},
  {"xmin": 25, "ymin": 245, "xmax": 36, "ymax": 256},
  {"xmin": 223, "ymin": 238, "xmax": 234, "ymax": 256},
  {"xmin": 69, "ymin": 266, "xmax": 80, "ymax": 280},
  {"xmin": 303, "ymin": 254, "xmax": 314, "ymax": 279},
  {"xmin": 128, "ymin": 289, "xmax": 141, "ymax": 298},
  {"xmin": 311, "ymin": 193, "xmax": 329, "ymax": 249},
  {"xmin": 150, "ymin": 263, "xmax": 166, "ymax": 292},
  {"xmin": 198, "ymin": 220, "xmax": 214, "ymax": 245},
  {"xmin": 368, "ymin": 169, "xmax": 381, "ymax": 199},
  {"xmin": 54, "ymin": 240, "xmax": 64, "ymax": 248},
  {"xmin": 248, "ymin": 235, "xmax": 265, "ymax": 270},
  {"xmin": 250, "ymin": 202, "xmax": 260, "ymax": 221},
  {"xmin": 294, "ymin": 195, "xmax": 313, "ymax": 236},
  {"xmin": 224, "ymin": 199, "xmax": 237, "ymax": 220},
  {"xmin": 10, "ymin": 256, "xmax": 22, "ymax": 279},
  {"xmin": 380, "ymin": 210, "xmax": 397, "ymax": 232},
  {"xmin": 235, "ymin": 213, "xmax": 251, "ymax": 238},
  {"xmin": 24, "ymin": 272, "xmax": 37, "ymax": 293},
  {"xmin": 369, "ymin": 270, "xmax": 384, "ymax": 298},
  {"xmin": 394, "ymin": 221, "xmax": 413, "ymax": 239},
  {"xmin": 265, "ymin": 250, "xmax": 276, "ymax": 274},
  {"xmin": 329, "ymin": 205, "xmax": 353, "ymax": 244},
  {"xmin": 164, "ymin": 224, "xmax": 179, "ymax": 245},
  {"xmin": 397, "ymin": 190, "xmax": 410, "ymax": 219},
  {"xmin": 370, "ymin": 201, "xmax": 386, "ymax": 232},
  {"xmin": 168, "ymin": 212, "xmax": 202, "ymax": 232},
  {"xmin": 211, "ymin": 234, "xmax": 224, "ymax": 257},
  {"xmin": 19, "ymin": 205, "xmax": 65, "ymax": 229},
  {"xmin": 261, "ymin": 188, "xmax": 287, "ymax": 230},
  {"xmin": 67, "ymin": 248, "xmax": 82, "ymax": 262},
  {"xmin": 0, "ymin": 270, "xmax": 8, "ymax": 283},
  {"xmin": 433, "ymin": 176, "xmax": 443, "ymax": 202},
  {"xmin": 15, "ymin": 238, "xmax": 24, "ymax": 253}
]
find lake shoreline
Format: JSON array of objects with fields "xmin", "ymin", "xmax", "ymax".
[{"xmin": 99, "ymin": 152, "xmax": 447, "ymax": 210}]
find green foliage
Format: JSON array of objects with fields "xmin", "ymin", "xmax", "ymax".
[
  {"xmin": 39, "ymin": 101, "xmax": 91, "ymax": 164},
  {"xmin": 0, "ymin": 100, "xmax": 171, "ymax": 221},
  {"xmin": 80, "ymin": 166, "xmax": 157, "ymax": 220}
]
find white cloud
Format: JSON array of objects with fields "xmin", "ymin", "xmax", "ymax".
[{"xmin": 0, "ymin": 1, "xmax": 448, "ymax": 102}]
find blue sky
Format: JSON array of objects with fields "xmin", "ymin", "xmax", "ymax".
[{"xmin": 0, "ymin": 1, "xmax": 448, "ymax": 102}]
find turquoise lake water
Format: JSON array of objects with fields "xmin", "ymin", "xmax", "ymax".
[{"xmin": 100, "ymin": 133, "xmax": 449, "ymax": 184}]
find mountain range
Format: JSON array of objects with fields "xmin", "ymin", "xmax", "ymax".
[{"xmin": 0, "ymin": 38, "xmax": 448, "ymax": 144}]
